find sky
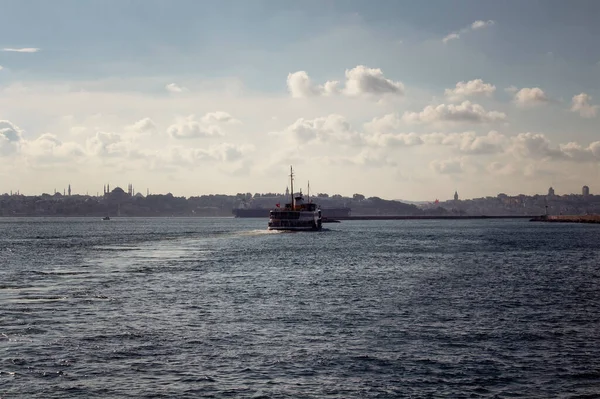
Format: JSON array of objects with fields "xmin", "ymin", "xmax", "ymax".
[{"xmin": 1, "ymin": 0, "xmax": 599, "ymax": 200}]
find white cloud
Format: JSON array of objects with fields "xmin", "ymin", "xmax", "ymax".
[
  {"xmin": 430, "ymin": 158, "xmax": 465, "ymax": 174},
  {"xmin": 287, "ymin": 65, "xmax": 403, "ymax": 98},
  {"xmin": 128, "ymin": 117, "xmax": 157, "ymax": 134},
  {"xmin": 0, "ymin": 120, "xmax": 23, "ymax": 156},
  {"xmin": 504, "ymin": 86, "xmax": 518, "ymax": 94},
  {"xmin": 322, "ymin": 80, "xmax": 341, "ymax": 96},
  {"xmin": 2, "ymin": 48, "xmax": 40, "ymax": 53},
  {"xmin": 509, "ymin": 132, "xmax": 562, "ymax": 160},
  {"xmin": 365, "ymin": 132, "xmax": 423, "ymax": 147},
  {"xmin": 350, "ymin": 150, "xmax": 397, "ymax": 168},
  {"xmin": 445, "ymin": 79, "xmax": 496, "ymax": 100},
  {"xmin": 165, "ymin": 83, "xmax": 186, "ymax": 93},
  {"xmin": 200, "ymin": 111, "xmax": 240, "ymax": 124},
  {"xmin": 21, "ymin": 133, "xmax": 85, "ymax": 163},
  {"xmin": 559, "ymin": 141, "xmax": 600, "ymax": 162},
  {"xmin": 471, "ymin": 20, "xmax": 495, "ymax": 30},
  {"xmin": 0, "ymin": 65, "xmax": 3, "ymax": 71},
  {"xmin": 486, "ymin": 161, "xmax": 517, "ymax": 176},
  {"xmin": 514, "ymin": 87, "xmax": 549, "ymax": 106},
  {"xmin": 422, "ymin": 131, "xmax": 507, "ymax": 155},
  {"xmin": 343, "ymin": 65, "xmax": 404, "ymax": 96},
  {"xmin": 402, "ymin": 101, "xmax": 506, "ymax": 124},
  {"xmin": 570, "ymin": 93, "xmax": 599, "ymax": 118},
  {"xmin": 363, "ymin": 113, "xmax": 402, "ymax": 133},
  {"xmin": 443, "ymin": 20, "xmax": 495, "ymax": 43},
  {"xmin": 162, "ymin": 143, "xmax": 254, "ymax": 166},
  {"xmin": 286, "ymin": 71, "xmax": 322, "ymax": 98},
  {"xmin": 442, "ymin": 33, "xmax": 460, "ymax": 43},
  {"xmin": 276, "ymin": 114, "xmax": 361, "ymax": 145},
  {"xmin": 167, "ymin": 115, "xmax": 223, "ymax": 139},
  {"xmin": 86, "ymin": 131, "xmax": 126, "ymax": 157}
]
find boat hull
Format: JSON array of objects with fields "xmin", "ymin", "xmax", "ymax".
[{"xmin": 268, "ymin": 225, "xmax": 321, "ymax": 231}]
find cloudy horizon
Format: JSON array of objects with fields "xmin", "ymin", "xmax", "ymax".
[{"xmin": 1, "ymin": 0, "xmax": 599, "ymax": 201}]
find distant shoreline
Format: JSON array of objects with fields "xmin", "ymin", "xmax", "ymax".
[{"xmin": 0, "ymin": 215, "xmax": 538, "ymax": 220}]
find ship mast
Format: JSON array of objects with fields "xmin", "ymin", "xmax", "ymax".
[{"xmin": 289, "ymin": 165, "xmax": 294, "ymax": 209}]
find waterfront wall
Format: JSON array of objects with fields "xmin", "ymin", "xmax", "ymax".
[{"xmin": 530, "ymin": 215, "xmax": 600, "ymax": 224}]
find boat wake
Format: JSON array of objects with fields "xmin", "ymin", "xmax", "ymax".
[{"xmin": 237, "ymin": 229, "xmax": 284, "ymax": 236}]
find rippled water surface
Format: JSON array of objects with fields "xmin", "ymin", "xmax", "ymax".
[{"xmin": 1, "ymin": 217, "xmax": 600, "ymax": 398}]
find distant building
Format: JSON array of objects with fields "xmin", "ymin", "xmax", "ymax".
[
  {"xmin": 68, "ymin": 184, "xmax": 71, "ymax": 196},
  {"xmin": 548, "ymin": 187, "xmax": 555, "ymax": 196},
  {"xmin": 582, "ymin": 185, "xmax": 590, "ymax": 196},
  {"xmin": 454, "ymin": 191, "xmax": 459, "ymax": 201}
]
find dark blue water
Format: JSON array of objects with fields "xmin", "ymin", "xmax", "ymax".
[{"xmin": 1, "ymin": 217, "xmax": 599, "ymax": 398}]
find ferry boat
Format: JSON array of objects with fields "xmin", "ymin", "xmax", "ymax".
[{"xmin": 267, "ymin": 166, "xmax": 322, "ymax": 231}]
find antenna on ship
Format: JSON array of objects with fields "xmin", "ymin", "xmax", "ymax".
[{"xmin": 290, "ymin": 165, "xmax": 294, "ymax": 209}]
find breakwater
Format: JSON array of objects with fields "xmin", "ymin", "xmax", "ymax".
[{"xmin": 530, "ymin": 215, "xmax": 600, "ymax": 224}]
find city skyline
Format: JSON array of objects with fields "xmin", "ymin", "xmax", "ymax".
[
  {"xmin": 1, "ymin": 1, "xmax": 600, "ymax": 200},
  {"xmin": 2, "ymin": 181, "xmax": 597, "ymax": 203}
]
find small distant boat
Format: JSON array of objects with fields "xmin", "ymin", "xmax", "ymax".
[
  {"xmin": 102, "ymin": 216, "xmax": 110, "ymax": 221},
  {"xmin": 267, "ymin": 166, "xmax": 322, "ymax": 231}
]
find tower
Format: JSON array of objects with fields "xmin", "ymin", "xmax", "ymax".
[
  {"xmin": 454, "ymin": 191, "xmax": 459, "ymax": 201},
  {"xmin": 582, "ymin": 185, "xmax": 590, "ymax": 196},
  {"xmin": 68, "ymin": 184, "xmax": 71, "ymax": 196},
  {"xmin": 548, "ymin": 187, "xmax": 555, "ymax": 196},
  {"xmin": 285, "ymin": 186, "xmax": 289, "ymax": 196}
]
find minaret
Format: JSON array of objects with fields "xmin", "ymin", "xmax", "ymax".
[
  {"xmin": 285, "ymin": 186, "xmax": 289, "ymax": 196},
  {"xmin": 68, "ymin": 184, "xmax": 71, "ymax": 196}
]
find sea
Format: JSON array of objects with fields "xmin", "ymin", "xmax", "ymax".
[{"xmin": 1, "ymin": 217, "xmax": 599, "ymax": 398}]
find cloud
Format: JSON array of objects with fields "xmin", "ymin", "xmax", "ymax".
[
  {"xmin": 0, "ymin": 65, "xmax": 3, "ymax": 71},
  {"xmin": 514, "ymin": 87, "xmax": 549, "ymax": 106},
  {"xmin": 486, "ymin": 161, "xmax": 518, "ymax": 176},
  {"xmin": 287, "ymin": 65, "xmax": 403, "ymax": 98},
  {"xmin": 430, "ymin": 158, "xmax": 465, "ymax": 174},
  {"xmin": 364, "ymin": 132, "xmax": 423, "ymax": 147},
  {"xmin": 363, "ymin": 113, "xmax": 403, "ymax": 134},
  {"xmin": 286, "ymin": 71, "xmax": 323, "ymax": 98},
  {"xmin": 402, "ymin": 101, "xmax": 506, "ymax": 124},
  {"xmin": 128, "ymin": 118, "xmax": 157, "ymax": 134},
  {"xmin": 422, "ymin": 131, "xmax": 507, "ymax": 155},
  {"xmin": 2, "ymin": 48, "xmax": 40, "ymax": 53},
  {"xmin": 22, "ymin": 133, "xmax": 85, "ymax": 163},
  {"xmin": 504, "ymin": 86, "xmax": 518, "ymax": 94},
  {"xmin": 275, "ymin": 114, "xmax": 362, "ymax": 146},
  {"xmin": 200, "ymin": 111, "xmax": 240, "ymax": 124},
  {"xmin": 0, "ymin": 120, "xmax": 24, "ymax": 156},
  {"xmin": 162, "ymin": 143, "xmax": 254, "ymax": 166},
  {"xmin": 570, "ymin": 93, "xmax": 599, "ymax": 118},
  {"xmin": 165, "ymin": 83, "xmax": 187, "ymax": 93},
  {"xmin": 443, "ymin": 20, "xmax": 495, "ymax": 43},
  {"xmin": 167, "ymin": 115, "xmax": 223, "ymax": 139},
  {"xmin": 86, "ymin": 131, "xmax": 127, "ymax": 157},
  {"xmin": 343, "ymin": 65, "xmax": 404, "ymax": 96},
  {"xmin": 471, "ymin": 20, "xmax": 495, "ymax": 30},
  {"xmin": 442, "ymin": 33, "xmax": 460, "ymax": 43},
  {"xmin": 558, "ymin": 141, "xmax": 600, "ymax": 162},
  {"xmin": 350, "ymin": 150, "xmax": 397, "ymax": 168},
  {"xmin": 444, "ymin": 79, "xmax": 496, "ymax": 100}
]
